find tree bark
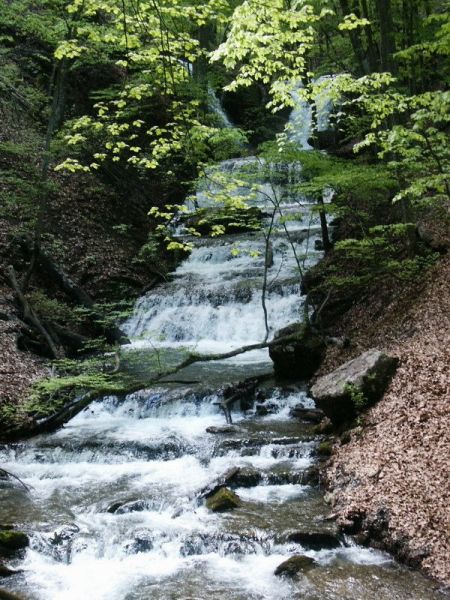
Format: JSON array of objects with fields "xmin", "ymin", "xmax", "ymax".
[{"xmin": 375, "ymin": 0, "xmax": 397, "ymax": 73}]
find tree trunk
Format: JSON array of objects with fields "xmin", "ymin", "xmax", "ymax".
[
  {"xmin": 318, "ymin": 197, "xmax": 332, "ymax": 254},
  {"xmin": 375, "ymin": 0, "xmax": 397, "ymax": 73},
  {"xmin": 339, "ymin": 0, "xmax": 371, "ymax": 75}
]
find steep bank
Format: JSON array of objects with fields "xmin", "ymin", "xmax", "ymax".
[
  {"xmin": 321, "ymin": 251, "xmax": 450, "ymax": 584},
  {"xmin": 0, "ymin": 169, "xmax": 170, "ymax": 429}
]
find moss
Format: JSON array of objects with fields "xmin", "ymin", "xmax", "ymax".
[
  {"xmin": 317, "ymin": 441, "xmax": 333, "ymax": 457},
  {"xmin": 274, "ymin": 555, "xmax": 317, "ymax": 577},
  {"xmin": 205, "ymin": 488, "xmax": 241, "ymax": 512},
  {"xmin": 0, "ymin": 531, "xmax": 29, "ymax": 552}
]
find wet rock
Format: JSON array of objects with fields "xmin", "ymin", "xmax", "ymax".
[
  {"xmin": 255, "ymin": 401, "xmax": 278, "ymax": 416},
  {"xmin": 0, "ymin": 531, "xmax": 29, "ymax": 556},
  {"xmin": 114, "ymin": 500, "xmax": 149, "ymax": 514},
  {"xmin": 199, "ymin": 467, "xmax": 241, "ymax": 500},
  {"xmin": 180, "ymin": 532, "xmax": 266, "ymax": 557},
  {"xmin": 289, "ymin": 406, "xmax": 324, "ymax": 423},
  {"xmin": 106, "ymin": 501, "xmax": 127, "ymax": 514},
  {"xmin": 300, "ymin": 465, "xmax": 320, "ymax": 486},
  {"xmin": 0, "ymin": 590, "xmax": 25, "ymax": 600},
  {"xmin": 314, "ymin": 417, "xmax": 334, "ymax": 435},
  {"xmin": 0, "ymin": 563, "xmax": 18, "ymax": 577},
  {"xmin": 124, "ymin": 530, "xmax": 154, "ymax": 554},
  {"xmin": 284, "ymin": 531, "xmax": 341, "ymax": 550},
  {"xmin": 228, "ymin": 467, "xmax": 262, "ymax": 488},
  {"xmin": 206, "ymin": 425, "xmax": 239, "ymax": 434},
  {"xmin": 49, "ymin": 524, "xmax": 80, "ymax": 548},
  {"xmin": 269, "ymin": 323, "xmax": 325, "ymax": 379},
  {"xmin": 205, "ymin": 488, "xmax": 241, "ymax": 512},
  {"xmin": 44, "ymin": 524, "xmax": 81, "ymax": 563},
  {"xmin": 310, "ymin": 349, "xmax": 398, "ymax": 425},
  {"xmin": 317, "ymin": 440, "xmax": 333, "ymax": 457},
  {"xmin": 274, "ymin": 555, "xmax": 317, "ymax": 577},
  {"xmin": 266, "ymin": 470, "xmax": 305, "ymax": 485},
  {"xmin": 314, "ymin": 239, "xmax": 324, "ymax": 251}
]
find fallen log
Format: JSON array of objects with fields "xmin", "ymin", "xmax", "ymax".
[{"xmin": 13, "ymin": 330, "xmax": 313, "ymax": 439}]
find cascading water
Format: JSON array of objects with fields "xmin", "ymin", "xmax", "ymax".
[
  {"xmin": 287, "ymin": 76, "xmax": 335, "ymax": 150},
  {"xmin": 0, "ymin": 93, "xmax": 446, "ymax": 600}
]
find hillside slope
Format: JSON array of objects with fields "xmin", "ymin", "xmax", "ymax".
[{"xmin": 324, "ymin": 251, "xmax": 450, "ymax": 584}]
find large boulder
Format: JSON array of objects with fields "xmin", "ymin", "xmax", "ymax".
[
  {"xmin": 310, "ymin": 349, "xmax": 398, "ymax": 425},
  {"xmin": 269, "ymin": 323, "xmax": 325, "ymax": 379}
]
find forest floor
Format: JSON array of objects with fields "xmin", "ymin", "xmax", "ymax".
[
  {"xmin": 0, "ymin": 169, "xmax": 165, "ymax": 425},
  {"xmin": 320, "ymin": 238, "xmax": 450, "ymax": 584}
]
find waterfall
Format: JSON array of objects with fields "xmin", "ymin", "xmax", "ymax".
[
  {"xmin": 123, "ymin": 155, "xmax": 322, "ymax": 360},
  {"xmin": 0, "ymin": 90, "xmax": 436, "ymax": 600},
  {"xmin": 287, "ymin": 76, "xmax": 335, "ymax": 149},
  {"xmin": 208, "ymin": 87, "xmax": 233, "ymax": 128}
]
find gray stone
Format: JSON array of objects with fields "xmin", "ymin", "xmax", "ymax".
[{"xmin": 310, "ymin": 349, "xmax": 398, "ymax": 425}]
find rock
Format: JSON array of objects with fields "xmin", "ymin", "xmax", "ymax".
[
  {"xmin": 205, "ymin": 488, "xmax": 241, "ymax": 512},
  {"xmin": 300, "ymin": 466, "xmax": 320, "ymax": 486},
  {"xmin": 317, "ymin": 440, "xmax": 333, "ymax": 457},
  {"xmin": 0, "ymin": 531, "xmax": 29, "ymax": 556},
  {"xmin": 289, "ymin": 406, "xmax": 324, "ymax": 423},
  {"xmin": 223, "ymin": 379, "xmax": 259, "ymax": 412},
  {"xmin": 314, "ymin": 239, "xmax": 324, "ymax": 251},
  {"xmin": 269, "ymin": 323, "xmax": 325, "ymax": 379},
  {"xmin": 124, "ymin": 530, "xmax": 154, "ymax": 554},
  {"xmin": 228, "ymin": 467, "xmax": 262, "ymax": 488},
  {"xmin": 180, "ymin": 532, "xmax": 265, "ymax": 557},
  {"xmin": 285, "ymin": 531, "xmax": 341, "ymax": 550},
  {"xmin": 114, "ymin": 500, "xmax": 150, "ymax": 514},
  {"xmin": 0, "ymin": 564, "xmax": 18, "ymax": 577},
  {"xmin": 199, "ymin": 467, "xmax": 241, "ymax": 500},
  {"xmin": 313, "ymin": 417, "xmax": 334, "ymax": 435},
  {"xmin": 0, "ymin": 590, "xmax": 25, "ymax": 600},
  {"xmin": 255, "ymin": 401, "xmax": 278, "ymax": 416},
  {"xmin": 206, "ymin": 425, "xmax": 239, "ymax": 434},
  {"xmin": 49, "ymin": 524, "xmax": 80, "ymax": 546},
  {"xmin": 274, "ymin": 555, "xmax": 317, "ymax": 578},
  {"xmin": 417, "ymin": 222, "xmax": 449, "ymax": 253},
  {"xmin": 310, "ymin": 349, "xmax": 398, "ymax": 425}
]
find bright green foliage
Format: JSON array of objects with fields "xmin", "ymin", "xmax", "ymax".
[
  {"xmin": 55, "ymin": 0, "xmax": 237, "ymax": 175},
  {"xmin": 211, "ymin": 0, "xmax": 333, "ymax": 111}
]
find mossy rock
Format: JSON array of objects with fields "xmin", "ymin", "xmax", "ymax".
[
  {"xmin": 274, "ymin": 555, "xmax": 317, "ymax": 578},
  {"xmin": 0, "ymin": 589, "xmax": 25, "ymax": 600},
  {"xmin": 205, "ymin": 488, "xmax": 241, "ymax": 512},
  {"xmin": 0, "ymin": 531, "xmax": 29, "ymax": 554},
  {"xmin": 317, "ymin": 441, "xmax": 333, "ymax": 457},
  {"xmin": 269, "ymin": 323, "xmax": 325, "ymax": 379}
]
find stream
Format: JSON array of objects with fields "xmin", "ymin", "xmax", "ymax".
[{"xmin": 1, "ymin": 106, "xmax": 448, "ymax": 600}]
